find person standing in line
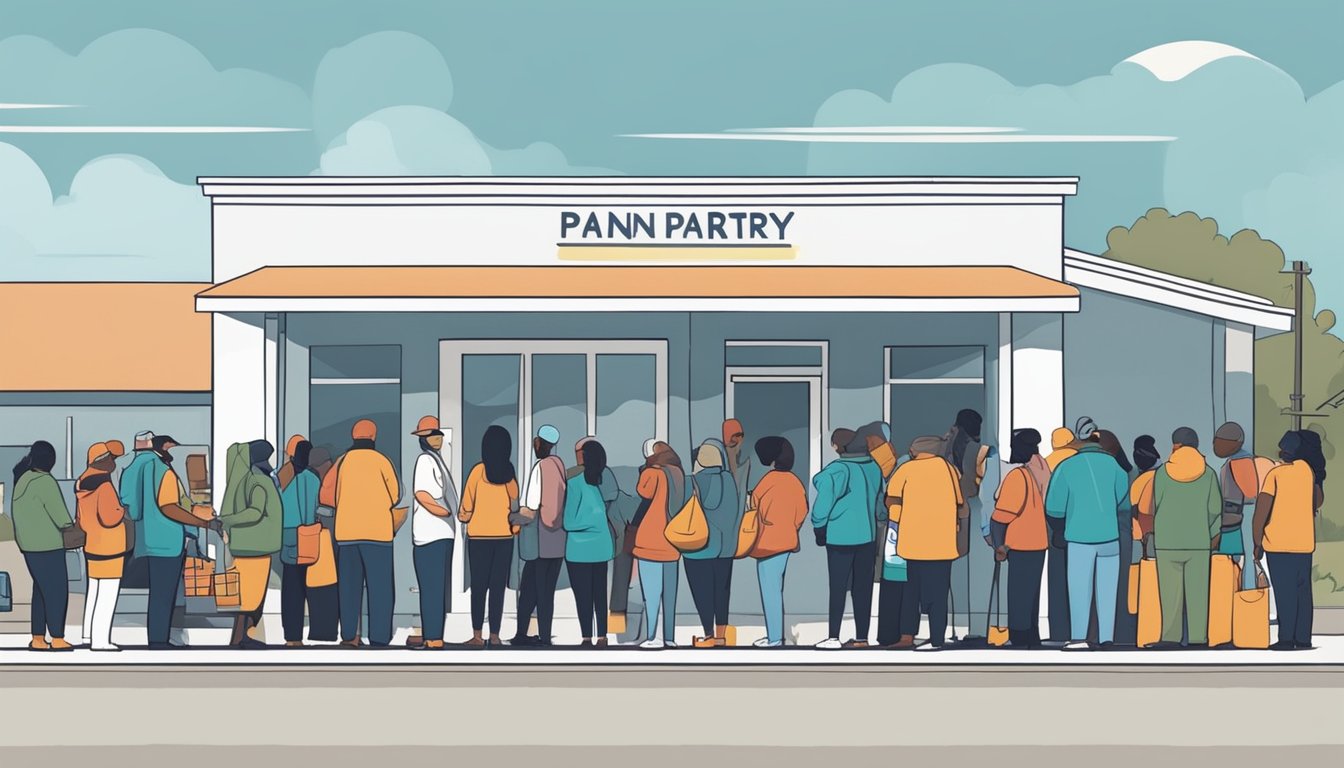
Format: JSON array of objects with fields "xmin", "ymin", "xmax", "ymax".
[
  {"xmin": 633, "ymin": 440, "xmax": 685, "ymax": 649},
  {"xmin": 279, "ymin": 437, "xmax": 321, "ymax": 647},
  {"xmin": 989, "ymin": 429, "xmax": 1051, "ymax": 648},
  {"xmin": 811, "ymin": 428, "xmax": 882, "ymax": 649},
  {"xmin": 131, "ymin": 435, "xmax": 218, "ymax": 649},
  {"xmin": 945, "ymin": 409, "xmax": 993, "ymax": 640},
  {"xmin": 219, "ymin": 440, "xmax": 283, "ymax": 649},
  {"xmin": 567, "ymin": 436, "xmax": 627, "ymax": 638},
  {"xmin": 119, "ymin": 431, "xmax": 157, "ymax": 562},
  {"xmin": 564, "ymin": 440, "xmax": 616, "ymax": 646},
  {"xmin": 326, "ymin": 419, "xmax": 401, "ymax": 648},
  {"xmin": 459, "ymin": 425, "xmax": 519, "ymax": 648},
  {"xmin": 511, "ymin": 425, "xmax": 567, "ymax": 647},
  {"xmin": 1044, "ymin": 425, "xmax": 1130, "ymax": 651},
  {"xmin": 747, "ymin": 436, "xmax": 808, "ymax": 648},
  {"xmin": 684, "ymin": 439, "xmax": 742, "ymax": 648},
  {"xmin": 723, "ymin": 419, "xmax": 752, "ymax": 516},
  {"xmin": 1130, "ymin": 437, "xmax": 1161, "ymax": 558},
  {"xmin": 12, "ymin": 441, "xmax": 77, "ymax": 651},
  {"xmin": 408, "ymin": 417, "xmax": 458, "ymax": 651},
  {"xmin": 77, "ymin": 440, "xmax": 129, "ymax": 651},
  {"xmin": 1096, "ymin": 429, "xmax": 1137, "ymax": 646},
  {"xmin": 887, "ymin": 435, "xmax": 964, "ymax": 651},
  {"xmin": 1254, "ymin": 430, "xmax": 1326, "ymax": 650},
  {"xmin": 1046, "ymin": 428, "xmax": 1079, "ymax": 472},
  {"xmin": 1043, "ymin": 425, "xmax": 1078, "ymax": 645},
  {"xmin": 1212, "ymin": 422, "xmax": 1273, "ymax": 588}
]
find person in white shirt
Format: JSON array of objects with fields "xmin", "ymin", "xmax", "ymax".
[
  {"xmin": 510, "ymin": 424, "xmax": 566, "ymax": 646},
  {"xmin": 410, "ymin": 416, "xmax": 458, "ymax": 650}
]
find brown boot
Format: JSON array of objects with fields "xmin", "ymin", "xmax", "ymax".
[
  {"xmin": 285, "ymin": 641, "xmax": 305, "ymax": 648},
  {"xmin": 28, "ymin": 635, "xmax": 49, "ymax": 651}
]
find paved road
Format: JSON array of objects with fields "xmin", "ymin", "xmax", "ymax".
[{"xmin": 3, "ymin": 663, "xmax": 1341, "ymax": 763}]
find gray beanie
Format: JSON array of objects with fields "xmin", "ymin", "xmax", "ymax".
[
  {"xmin": 1214, "ymin": 422, "xmax": 1245, "ymax": 443},
  {"xmin": 1172, "ymin": 426, "xmax": 1200, "ymax": 448}
]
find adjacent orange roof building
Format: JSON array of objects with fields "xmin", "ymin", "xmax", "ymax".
[{"xmin": 0, "ymin": 282, "xmax": 212, "ymax": 392}]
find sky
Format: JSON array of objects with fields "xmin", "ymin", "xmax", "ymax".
[{"xmin": 1, "ymin": 0, "xmax": 1342, "ymax": 310}]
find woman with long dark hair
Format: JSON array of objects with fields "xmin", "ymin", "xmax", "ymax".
[
  {"xmin": 563, "ymin": 440, "xmax": 616, "ymax": 646},
  {"xmin": 459, "ymin": 424, "xmax": 519, "ymax": 647},
  {"xmin": 990, "ymin": 429, "xmax": 1050, "ymax": 647},
  {"xmin": 12, "ymin": 441, "xmax": 77, "ymax": 651},
  {"xmin": 279, "ymin": 436, "xmax": 323, "ymax": 646},
  {"xmin": 1255, "ymin": 429, "xmax": 1327, "ymax": 649}
]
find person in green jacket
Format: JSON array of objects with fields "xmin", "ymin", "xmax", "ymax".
[
  {"xmin": 810, "ymin": 428, "xmax": 883, "ymax": 649},
  {"xmin": 1142, "ymin": 427, "xmax": 1222, "ymax": 648},
  {"xmin": 219, "ymin": 440, "xmax": 283, "ymax": 648},
  {"xmin": 563, "ymin": 439, "xmax": 617, "ymax": 646},
  {"xmin": 11, "ymin": 441, "xmax": 77, "ymax": 651}
]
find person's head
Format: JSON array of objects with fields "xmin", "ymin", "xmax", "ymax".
[
  {"xmin": 1051, "ymin": 427, "xmax": 1076, "ymax": 451},
  {"xmin": 830, "ymin": 427, "xmax": 857, "ymax": 455},
  {"xmin": 574, "ymin": 436, "xmax": 596, "ymax": 465},
  {"xmin": 754, "ymin": 436, "xmax": 796, "ymax": 472},
  {"xmin": 285, "ymin": 434, "xmax": 305, "ymax": 461},
  {"xmin": 1007, "ymin": 428, "xmax": 1042, "ymax": 465},
  {"xmin": 13, "ymin": 440, "xmax": 58, "ymax": 484},
  {"xmin": 249, "ymin": 439, "xmax": 275, "ymax": 469},
  {"xmin": 1171, "ymin": 426, "xmax": 1200, "ymax": 451},
  {"xmin": 954, "ymin": 409, "xmax": 983, "ymax": 441},
  {"xmin": 722, "ymin": 419, "xmax": 745, "ymax": 450},
  {"xmin": 695, "ymin": 441, "xmax": 725, "ymax": 470},
  {"xmin": 133, "ymin": 430, "xmax": 155, "ymax": 452},
  {"xmin": 86, "ymin": 440, "xmax": 126, "ymax": 473},
  {"xmin": 1282, "ymin": 429, "xmax": 1327, "ymax": 487},
  {"xmin": 351, "ymin": 418, "xmax": 378, "ymax": 445},
  {"xmin": 411, "ymin": 415, "xmax": 444, "ymax": 452},
  {"xmin": 581, "ymin": 440, "xmax": 607, "ymax": 486},
  {"xmin": 291, "ymin": 440, "xmax": 313, "ymax": 473},
  {"xmin": 309, "ymin": 446, "xmax": 333, "ymax": 474},
  {"xmin": 1074, "ymin": 417, "xmax": 1099, "ymax": 445},
  {"xmin": 1096, "ymin": 429, "xmax": 1133, "ymax": 473},
  {"xmin": 481, "ymin": 425, "xmax": 515, "ymax": 484},
  {"xmin": 909, "ymin": 435, "xmax": 944, "ymax": 459},
  {"xmin": 534, "ymin": 424, "xmax": 559, "ymax": 460},
  {"xmin": 1213, "ymin": 422, "xmax": 1245, "ymax": 458},
  {"xmin": 151, "ymin": 435, "xmax": 179, "ymax": 461},
  {"xmin": 650, "ymin": 441, "xmax": 683, "ymax": 469},
  {"xmin": 1133, "ymin": 435, "xmax": 1161, "ymax": 473}
]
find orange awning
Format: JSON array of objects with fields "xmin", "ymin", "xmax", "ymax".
[
  {"xmin": 0, "ymin": 283, "xmax": 212, "ymax": 392},
  {"xmin": 196, "ymin": 265, "xmax": 1079, "ymax": 313}
]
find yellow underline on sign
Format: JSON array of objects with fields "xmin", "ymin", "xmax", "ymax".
[{"xmin": 556, "ymin": 246, "xmax": 798, "ymax": 262}]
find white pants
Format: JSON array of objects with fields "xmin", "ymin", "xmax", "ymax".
[{"xmin": 82, "ymin": 577, "xmax": 121, "ymax": 649}]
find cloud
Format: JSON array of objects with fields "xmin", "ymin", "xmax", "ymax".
[
  {"xmin": 628, "ymin": 131, "xmax": 1174, "ymax": 143},
  {"xmin": 0, "ymin": 142, "xmax": 208, "ymax": 280},
  {"xmin": 0, "ymin": 125, "xmax": 307, "ymax": 133},
  {"xmin": 312, "ymin": 31, "xmax": 454, "ymax": 148},
  {"xmin": 318, "ymin": 106, "xmax": 615, "ymax": 176}
]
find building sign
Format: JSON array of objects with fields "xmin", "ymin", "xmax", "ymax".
[{"xmin": 559, "ymin": 209, "xmax": 795, "ymax": 243}]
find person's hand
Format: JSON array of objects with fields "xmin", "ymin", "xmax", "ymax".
[
  {"xmin": 983, "ymin": 534, "xmax": 994, "ymax": 549},
  {"xmin": 518, "ymin": 507, "xmax": 537, "ymax": 521},
  {"xmin": 507, "ymin": 512, "xmax": 529, "ymax": 526},
  {"xmin": 1254, "ymin": 545, "xmax": 1264, "ymax": 562},
  {"xmin": 995, "ymin": 546, "xmax": 1009, "ymax": 562},
  {"xmin": 813, "ymin": 526, "xmax": 827, "ymax": 548},
  {"xmin": 458, "ymin": 509, "xmax": 473, "ymax": 523},
  {"xmin": 208, "ymin": 518, "xmax": 224, "ymax": 534}
]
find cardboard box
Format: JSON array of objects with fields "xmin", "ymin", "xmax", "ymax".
[
  {"xmin": 186, "ymin": 454, "xmax": 210, "ymax": 491},
  {"xmin": 213, "ymin": 569, "xmax": 241, "ymax": 608},
  {"xmin": 183, "ymin": 557, "xmax": 214, "ymax": 576},
  {"xmin": 184, "ymin": 575, "xmax": 214, "ymax": 597}
]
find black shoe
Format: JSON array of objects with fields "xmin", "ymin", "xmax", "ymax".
[
  {"xmin": 1295, "ymin": 641, "xmax": 1315, "ymax": 650},
  {"xmin": 147, "ymin": 642, "xmax": 187, "ymax": 650},
  {"xmin": 1144, "ymin": 641, "xmax": 1181, "ymax": 651},
  {"xmin": 510, "ymin": 635, "xmax": 544, "ymax": 647},
  {"xmin": 1269, "ymin": 641, "xmax": 1297, "ymax": 651},
  {"xmin": 234, "ymin": 637, "xmax": 269, "ymax": 650}
]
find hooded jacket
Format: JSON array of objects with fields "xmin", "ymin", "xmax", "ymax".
[
  {"xmin": 77, "ymin": 469, "xmax": 130, "ymax": 560},
  {"xmin": 1149, "ymin": 446, "xmax": 1222, "ymax": 551},
  {"xmin": 685, "ymin": 440, "xmax": 743, "ymax": 560},
  {"xmin": 219, "ymin": 442, "xmax": 283, "ymax": 557},
  {"xmin": 811, "ymin": 451, "xmax": 883, "ymax": 548},
  {"xmin": 12, "ymin": 470, "xmax": 73, "ymax": 553},
  {"xmin": 1044, "ymin": 444, "xmax": 1129, "ymax": 544}
]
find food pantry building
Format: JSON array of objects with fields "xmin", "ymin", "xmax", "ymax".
[{"xmin": 193, "ymin": 176, "xmax": 1293, "ymax": 637}]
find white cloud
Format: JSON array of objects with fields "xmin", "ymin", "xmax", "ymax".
[
  {"xmin": 0, "ymin": 125, "xmax": 307, "ymax": 133},
  {"xmin": 626, "ymin": 131, "xmax": 1174, "ymax": 143},
  {"xmin": 1124, "ymin": 41, "xmax": 1266, "ymax": 82}
]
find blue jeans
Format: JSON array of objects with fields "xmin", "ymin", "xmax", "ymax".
[
  {"xmin": 637, "ymin": 559, "xmax": 679, "ymax": 642},
  {"xmin": 337, "ymin": 542, "xmax": 395, "ymax": 645},
  {"xmin": 412, "ymin": 539, "xmax": 454, "ymax": 643},
  {"xmin": 756, "ymin": 552, "xmax": 790, "ymax": 645},
  {"xmin": 1067, "ymin": 539, "xmax": 1120, "ymax": 644}
]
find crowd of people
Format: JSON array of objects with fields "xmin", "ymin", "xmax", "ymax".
[{"xmin": 7, "ymin": 407, "xmax": 1325, "ymax": 652}]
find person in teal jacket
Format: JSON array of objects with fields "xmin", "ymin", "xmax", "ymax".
[
  {"xmin": 218, "ymin": 440, "xmax": 283, "ymax": 648},
  {"xmin": 1044, "ymin": 431, "xmax": 1130, "ymax": 650},
  {"xmin": 11, "ymin": 441, "xmax": 77, "ymax": 651},
  {"xmin": 563, "ymin": 440, "xmax": 616, "ymax": 646},
  {"xmin": 684, "ymin": 439, "xmax": 742, "ymax": 647},
  {"xmin": 279, "ymin": 438, "xmax": 323, "ymax": 646},
  {"xmin": 810, "ymin": 428, "xmax": 883, "ymax": 649}
]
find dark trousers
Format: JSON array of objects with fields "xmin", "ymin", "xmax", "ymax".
[
  {"xmin": 1007, "ymin": 549, "xmax": 1046, "ymax": 645},
  {"xmin": 337, "ymin": 542, "xmax": 395, "ymax": 645},
  {"xmin": 514, "ymin": 557, "xmax": 563, "ymax": 641},
  {"xmin": 684, "ymin": 557, "xmax": 733, "ymax": 636},
  {"xmin": 413, "ymin": 539, "xmax": 455, "ymax": 643},
  {"xmin": 610, "ymin": 549, "xmax": 633, "ymax": 614},
  {"xmin": 876, "ymin": 578, "xmax": 908, "ymax": 646},
  {"xmin": 468, "ymin": 538, "xmax": 513, "ymax": 635},
  {"xmin": 568, "ymin": 561, "xmax": 610, "ymax": 639},
  {"xmin": 307, "ymin": 584, "xmax": 339, "ymax": 641},
  {"xmin": 902, "ymin": 559, "xmax": 953, "ymax": 646},
  {"xmin": 1266, "ymin": 551, "xmax": 1314, "ymax": 646},
  {"xmin": 1046, "ymin": 540, "xmax": 1071, "ymax": 642},
  {"xmin": 281, "ymin": 562, "xmax": 309, "ymax": 642},
  {"xmin": 146, "ymin": 554, "xmax": 184, "ymax": 645},
  {"xmin": 24, "ymin": 550, "xmax": 68, "ymax": 639},
  {"xmin": 826, "ymin": 541, "xmax": 876, "ymax": 640}
]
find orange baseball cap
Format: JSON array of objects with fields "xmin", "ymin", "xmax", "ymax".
[
  {"xmin": 86, "ymin": 440, "xmax": 126, "ymax": 465},
  {"xmin": 286, "ymin": 434, "xmax": 307, "ymax": 457},
  {"xmin": 411, "ymin": 415, "xmax": 441, "ymax": 436},
  {"xmin": 351, "ymin": 419, "xmax": 378, "ymax": 440}
]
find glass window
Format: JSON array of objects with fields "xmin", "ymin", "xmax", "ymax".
[
  {"xmin": 595, "ymin": 354, "xmax": 657, "ymax": 491},
  {"xmin": 888, "ymin": 382, "xmax": 987, "ymax": 451},
  {"xmin": 531, "ymin": 354, "xmax": 588, "ymax": 457},
  {"xmin": 310, "ymin": 345, "xmax": 401, "ymax": 380},
  {"xmin": 725, "ymin": 344, "xmax": 823, "ymax": 368},
  {"xmin": 460, "ymin": 355, "xmax": 521, "ymax": 476},
  {"xmin": 889, "ymin": 346, "xmax": 984, "ymax": 381}
]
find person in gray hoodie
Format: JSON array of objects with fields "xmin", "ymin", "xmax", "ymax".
[{"xmin": 683, "ymin": 439, "xmax": 742, "ymax": 647}]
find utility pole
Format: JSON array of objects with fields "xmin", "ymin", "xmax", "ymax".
[{"xmin": 1283, "ymin": 260, "xmax": 1313, "ymax": 429}]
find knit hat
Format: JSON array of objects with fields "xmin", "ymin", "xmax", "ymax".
[
  {"xmin": 1214, "ymin": 422, "xmax": 1245, "ymax": 443},
  {"xmin": 134, "ymin": 431, "xmax": 155, "ymax": 451},
  {"xmin": 1074, "ymin": 417, "xmax": 1098, "ymax": 441},
  {"xmin": 536, "ymin": 424, "xmax": 560, "ymax": 445},
  {"xmin": 1171, "ymin": 426, "xmax": 1200, "ymax": 448},
  {"xmin": 1051, "ymin": 427, "xmax": 1075, "ymax": 450},
  {"xmin": 909, "ymin": 435, "xmax": 945, "ymax": 457}
]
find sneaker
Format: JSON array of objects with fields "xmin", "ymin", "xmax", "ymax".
[
  {"xmin": 752, "ymin": 637, "xmax": 782, "ymax": 648},
  {"xmin": 639, "ymin": 638, "xmax": 666, "ymax": 650},
  {"xmin": 914, "ymin": 642, "xmax": 943, "ymax": 652},
  {"xmin": 1062, "ymin": 641, "xmax": 1092, "ymax": 651},
  {"xmin": 90, "ymin": 644, "xmax": 122, "ymax": 653},
  {"xmin": 814, "ymin": 637, "xmax": 843, "ymax": 650}
]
